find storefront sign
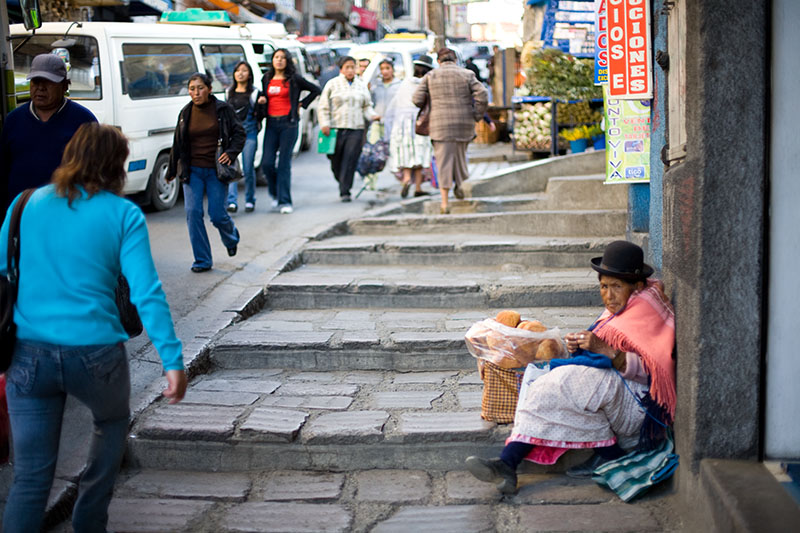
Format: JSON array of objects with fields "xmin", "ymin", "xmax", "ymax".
[
  {"xmin": 606, "ymin": 0, "xmax": 652, "ymax": 98},
  {"xmin": 604, "ymin": 86, "xmax": 651, "ymax": 183},
  {"xmin": 594, "ymin": 0, "xmax": 608, "ymax": 84},
  {"xmin": 349, "ymin": 6, "xmax": 378, "ymax": 31}
]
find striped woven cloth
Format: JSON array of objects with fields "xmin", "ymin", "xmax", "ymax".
[
  {"xmin": 592, "ymin": 434, "xmax": 679, "ymax": 502},
  {"xmin": 478, "ymin": 360, "xmax": 523, "ymax": 423}
]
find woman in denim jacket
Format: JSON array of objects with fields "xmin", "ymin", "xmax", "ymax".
[{"xmin": 1, "ymin": 123, "xmax": 186, "ymax": 532}]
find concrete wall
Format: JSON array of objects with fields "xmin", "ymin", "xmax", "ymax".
[{"xmin": 661, "ymin": 0, "xmax": 768, "ymax": 520}]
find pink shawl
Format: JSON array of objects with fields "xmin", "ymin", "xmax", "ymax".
[{"xmin": 594, "ymin": 280, "xmax": 676, "ymax": 418}]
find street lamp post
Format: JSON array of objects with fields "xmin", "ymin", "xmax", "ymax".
[{"xmin": 427, "ymin": 0, "xmax": 446, "ymax": 51}]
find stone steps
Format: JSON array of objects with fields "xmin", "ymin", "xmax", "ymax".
[
  {"xmin": 128, "ymin": 368, "xmax": 509, "ymax": 473},
  {"xmin": 107, "ymin": 467, "xmax": 673, "ymax": 532},
  {"xmin": 263, "ymin": 265, "xmax": 602, "ymax": 309},
  {"xmin": 302, "ymin": 235, "xmax": 619, "ymax": 268},
  {"xmin": 210, "ymin": 307, "xmax": 598, "ymax": 370},
  {"xmin": 347, "ymin": 209, "xmax": 627, "ymax": 237}
]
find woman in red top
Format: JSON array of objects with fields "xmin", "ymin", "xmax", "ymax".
[{"xmin": 257, "ymin": 49, "xmax": 320, "ymax": 214}]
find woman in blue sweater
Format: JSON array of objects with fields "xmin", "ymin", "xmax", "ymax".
[{"xmin": 0, "ymin": 123, "xmax": 186, "ymax": 532}]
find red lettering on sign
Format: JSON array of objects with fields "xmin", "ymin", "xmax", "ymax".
[{"xmin": 606, "ymin": 0, "xmax": 652, "ymax": 98}]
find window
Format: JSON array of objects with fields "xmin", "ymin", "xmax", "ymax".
[
  {"xmin": 666, "ymin": 0, "xmax": 687, "ymax": 162},
  {"xmin": 201, "ymin": 44, "xmax": 246, "ymax": 93},
  {"xmin": 122, "ymin": 43, "xmax": 197, "ymax": 99},
  {"xmin": 13, "ymin": 34, "xmax": 102, "ymax": 100}
]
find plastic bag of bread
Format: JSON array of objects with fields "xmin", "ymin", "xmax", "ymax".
[{"xmin": 464, "ymin": 313, "xmax": 567, "ymax": 369}]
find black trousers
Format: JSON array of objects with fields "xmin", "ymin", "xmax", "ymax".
[{"xmin": 329, "ymin": 128, "xmax": 364, "ymax": 197}]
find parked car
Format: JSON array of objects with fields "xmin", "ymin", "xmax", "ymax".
[
  {"xmin": 349, "ymin": 35, "xmax": 435, "ymax": 88},
  {"xmin": 10, "ymin": 21, "xmax": 277, "ymax": 210}
]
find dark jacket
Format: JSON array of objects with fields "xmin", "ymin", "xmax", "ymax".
[
  {"xmin": 256, "ymin": 73, "xmax": 321, "ymax": 124},
  {"xmin": 168, "ymin": 95, "xmax": 245, "ymax": 182}
]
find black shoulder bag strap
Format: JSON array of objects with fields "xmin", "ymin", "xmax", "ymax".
[{"xmin": 6, "ymin": 189, "xmax": 36, "ymax": 289}]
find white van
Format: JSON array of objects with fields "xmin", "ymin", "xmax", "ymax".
[{"xmin": 10, "ymin": 21, "xmax": 277, "ymax": 210}]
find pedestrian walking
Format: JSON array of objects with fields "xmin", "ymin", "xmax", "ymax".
[
  {"xmin": 0, "ymin": 123, "xmax": 187, "ymax": 532},
  {"xmin": 0, "ymin": 53, "xmax": 96, "ymax": 218},
  {"xmin": 167, "ymin": 73, "xmax": 244, "ymax": 273},
  {"xmin": 465, "ymin": 241, "xmax": 675, "ymax": 494},
  {"xmin": 225, "ymin": 61, "xmax": 260, "ymax": 214},
  {"xmin": 413, "ymin": 47, "xmax": 487, "ymax": 214},
  {"xmin": 257, "ymin": 48, "xmax": 321, "ymax": 214},
  {"xmin": 318, "ymin": 56, "xmax": 380, "ymax": 202},
  {"xmin": 370, "ymin": 58, "xmax": 402, "ymax": 118},
  {"xmin": 384, "ymin": 55, "xmax": 434, "ymax": 198}
]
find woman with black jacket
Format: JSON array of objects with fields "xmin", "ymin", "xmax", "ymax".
[
  {"xmin": 167, "ymin": 72, "xmax": 245, "ymax": 272},
  {"xmin": 256, "ymin": 48, "xmax": 321, "ymax": 214}
]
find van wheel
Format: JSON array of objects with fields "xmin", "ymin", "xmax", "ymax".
[{"xmin": 147, "ymin": 153, "xmax": 179, "ymax": 211}]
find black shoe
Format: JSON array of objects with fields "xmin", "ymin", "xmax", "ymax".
[
  {"xmin": 453, "ymin": 183, "xmax": 465, "ymax": 200},
  {"xmin": 401, "ymin": 181, "xmax": 411, "ymax": 198},
  {"xmin": 227, "ymin": 245, "xmax": 237, "ymax": 257},
  {"xmin": 341, "ymin": 195, "xmax": 352, "ymax": 203},
  {"xmin": 565, "ymin": 452, "xmax": 612, "ymax": 479},
  {"xmin": 465, "ymin": 456, "xmax": 518, "ymax": 494},
  {"xmin": 414, "ymin": 190, "xmax": 430, "ymax": 197},
  {"xmin": 227, "ymin": 203, "xmax": 238, "ymax": 213},
  {"xmin": 191, "ymin": 265, "xmax": 211, "ymax": 273}
]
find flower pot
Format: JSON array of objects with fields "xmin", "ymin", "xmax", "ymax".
[
  {"xmin": 569, "ymin": 139, "xmax": 588, "ymax": 153},
  {"xmin": 593, "ymin": 134, "xmax": 606, "ymax": 150}
]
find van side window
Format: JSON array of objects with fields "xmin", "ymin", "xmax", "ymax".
[
  {"xmin": 122, "ymin": 43, "xmax": 196, "ymax": 99},
  {"xmin": 13, "ymin": 34, "xmax": 102, "ymax": 100},
  {"xmin": 200, "ymin": 44, "xmax": 246, "ymax": 93}
]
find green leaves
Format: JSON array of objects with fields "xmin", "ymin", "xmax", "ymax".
[{"xmin": 524, "ymin": 48, "xmax": 602, "ymax": 102}]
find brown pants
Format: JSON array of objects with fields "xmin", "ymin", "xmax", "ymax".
[{"xmin": 432, "ymin": 140, "xmax": 469, "ymax": 189}]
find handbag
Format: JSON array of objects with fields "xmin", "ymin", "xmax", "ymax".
[
  {"xmin": 215, "ymin": 140, "xmax": 243, "ymax": 184},
  {"xmin": 115, "ymin": 274, "xmax": 143, "ymax": 338},
  {"xmin": 0, "ymin": 189, "xmax": 36, "ymax": 372},
  {"xmin": 415, "ymin": 100, "xmax": 431, "ymax": 136},
  {"xmin": 317, "ymin": 128, "xmax": 337, "ymax": 154}
]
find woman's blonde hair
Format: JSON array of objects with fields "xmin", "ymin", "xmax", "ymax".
[{"xmin": 52, "ymin": 123, "xmax": 129, "ymax": 205}]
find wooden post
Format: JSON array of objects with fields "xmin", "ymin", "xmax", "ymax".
[{"xmin": 427, "ymin": 0, "xmax": 446, "ymax": 51}]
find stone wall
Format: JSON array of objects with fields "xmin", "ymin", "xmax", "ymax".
[{"xmin": 662, "ymin": 0, "xmax": 769, "ymax": 524}]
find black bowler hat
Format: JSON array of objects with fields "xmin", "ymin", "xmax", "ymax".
[{"xmin": 591, "ymin": 241, "xmax": 654, "ymax": 280}]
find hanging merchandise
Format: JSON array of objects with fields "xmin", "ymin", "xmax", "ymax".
[{"xmin": 540, "ymin": 0, "xmax": 597, "ymax": 58}]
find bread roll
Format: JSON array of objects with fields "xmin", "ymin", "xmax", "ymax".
[
  {"xmin": 535, "ymin": 338, "xmax": 561, "ymax": 360},
  {"xmin": 517, "ymin": 320, "xmax": 547, "ymax": 332},
  {"xmin": 495, "ymin": 310, "xmax": 521, "ymax": 328}
]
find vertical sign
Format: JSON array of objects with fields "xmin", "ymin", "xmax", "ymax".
[
  {"xmin": 594, "ymin": 0, "xmax": 608, "ymax": 84},
  {"xmin": 605, "ymin": 85, "xmax": 651, "ymax": 183},
  {"xmin": 607, "ymin": 0, "xmax": 652, "ymax": 98}
]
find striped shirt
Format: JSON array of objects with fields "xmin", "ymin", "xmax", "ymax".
[{"xmin": 318, "ymin": 74, "xmax": 377, "ymax": 130}]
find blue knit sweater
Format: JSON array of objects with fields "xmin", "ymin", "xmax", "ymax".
[
  {"xmin": 0, "ymin": 186, "xmax": 183, "ymax": 371},
  {"xmin": 0, "ymin": 99, "xmax": 97, "ymax": 215}
]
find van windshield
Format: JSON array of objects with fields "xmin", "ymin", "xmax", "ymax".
[
  {"xmin": 13, "ymin": 34, "xmax": 102, "ymax": 100},
  {"xmin": 122, "ymin": 43, "xmax": 197, "ymax": 99}
]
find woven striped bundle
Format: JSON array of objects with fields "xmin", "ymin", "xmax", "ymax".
[{"xmin": 592, "ymin": 433, "xmax": 679, "ymax": 502}]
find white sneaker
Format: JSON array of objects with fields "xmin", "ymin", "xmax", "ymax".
[
  {"xmin": 271, "ymin": 199, "xmax": 279, "ymax": 208},
  {"xmin": 280, "ymin": 205, "xmax": 294, "ymax": 214},
  {"xmin": 244, "ymin": 202, "xmax": 255, "ymax": 212}
]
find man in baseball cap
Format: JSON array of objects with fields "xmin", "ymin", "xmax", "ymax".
[{"xmin": 0, "ymin": 53, "xmax": 97, "ymax": 217}]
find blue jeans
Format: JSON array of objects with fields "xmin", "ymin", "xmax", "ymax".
[
  {"xmin": 261, "ymin": 116, "xmax": 299, "ymax": 207},
  {"xmin": 226, "ymin": 133, "xmax": 258, "ymax": 207},
  {"xmin": 183, "ymin": 166, "xmax": 240, "ymax": 269},
  {"xmin": 3, "ymin": 341, "xmax": 130, "ymax": 533}
]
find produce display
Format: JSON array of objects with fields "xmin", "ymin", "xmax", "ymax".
[
  {"xmin": 465, "ymin": 310, "xmax": 567, "ymax": 368},
  {"xmin": 512, "ymin": 102, "xmax": 555, "ymax": 151},
  {"xmin": 557, "ymin": 101, "xmax": 603, "ymax": 126}
]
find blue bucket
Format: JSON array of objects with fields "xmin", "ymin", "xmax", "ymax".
[
  {"xmin": 570, "ymin": 139, "xmax": 588, "ymax": 153},
  {"xmin": 593, "ymin": 134, "xmax": 606, "ymax": 150}
]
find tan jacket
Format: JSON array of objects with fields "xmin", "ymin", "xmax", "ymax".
[{"xmin": 412, "ymin": 62, "xmax": 488, "ymax": 142}]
